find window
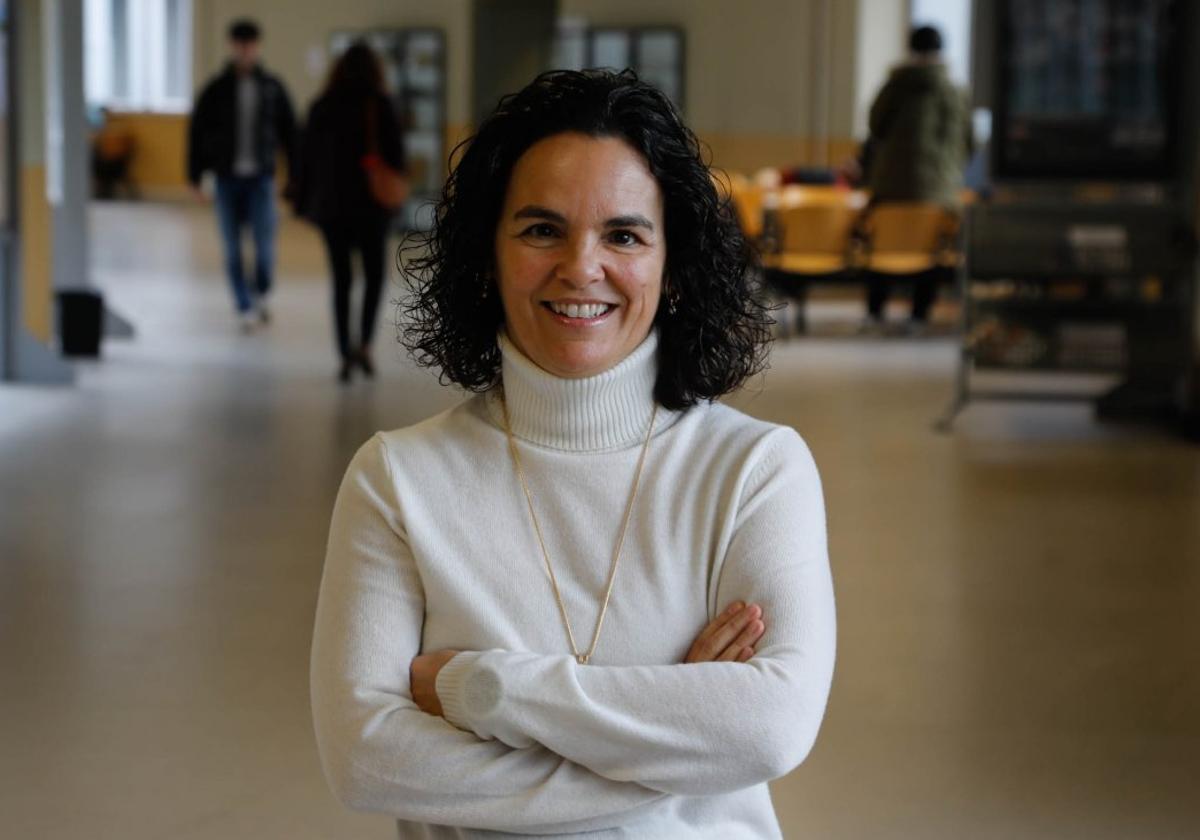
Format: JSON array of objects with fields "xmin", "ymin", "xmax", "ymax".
[
  {"xmin": 86, "ymin": 0, "xmax": 191, "ymax": 112},
  {"xmin": 552, "ymin": 24, "xmax": 686, "ymax": 112}
]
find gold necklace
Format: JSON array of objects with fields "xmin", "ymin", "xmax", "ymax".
[{"xmin": 500, "ymin": 393, "xmax": 658, "ymax": 665}]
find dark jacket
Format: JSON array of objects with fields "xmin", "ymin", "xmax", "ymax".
[
  {"xmin": 292, "ymin": 89, "xmax": 406, "ymax": 226},
  {"xmin": 867, "ymin": 62, "xmax": 973, "ymax": 206},
  {"xmin": 187, "ymin": 64, "xmax": 297, "ymax": 186}
]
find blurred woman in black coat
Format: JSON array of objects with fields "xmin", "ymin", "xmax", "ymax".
[{"xmin": 294, "ymin": 43, "xmax": 406, "ymax": 382}]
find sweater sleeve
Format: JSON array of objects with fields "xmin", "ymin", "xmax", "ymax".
[
  {"xmin": 435, "ymin": 428, "xmax": 836, "ymax": 797},
  {"xmin": 310, "ymin": 435, "xmax": 667, "ymax": 834}
]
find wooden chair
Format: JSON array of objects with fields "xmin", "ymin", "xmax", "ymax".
[
  {"xmin": 854, "ymin": 202, "xmax": 962, "ymax": 327},
  {"xmin": 765, "ymin": 204, "xmax": 861, "ymax": 275},
  {"xmin": 727, "ymin": 176, "xmax": 766, "ymax": 241},
  {"xmin": 762, "ymin": 203, "xmax": 862, "ymax": 334},
  {"xmin": 857, "ymin": 202, "xmax": 961, "ymax": 275}
]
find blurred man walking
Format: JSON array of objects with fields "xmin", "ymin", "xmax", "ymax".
[{"xmin": 188, "ymin": 19, "xmax": 297, "ymax": 331}]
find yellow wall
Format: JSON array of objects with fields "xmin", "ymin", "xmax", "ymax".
[
  {"xmin": 20, "ymin": 165, "xmax": 53, "ymax": 342},
  {"xmin": 701, "ymin": 134, "xmax": 860, "ymax": 176},
  {"xmin": 106, "ymin": 112, "xmax": 190, "ymax": 195},
  {"xmin": 106, "ymin": 111, "xmax": 473, "ymax": 194}
]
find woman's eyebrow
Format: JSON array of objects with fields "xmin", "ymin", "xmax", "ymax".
[
  {"xmin": 512, "ymin": 206, "xmax": 655, "ymax": 232},
  {"xmin": 512, "ymin": 205, "xmax": 566, "ymax": 223},
  {"xmin": 605, "ymin": 214, "xmax": 655, "ymax": 231}
]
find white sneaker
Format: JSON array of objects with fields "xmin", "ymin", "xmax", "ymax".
[
  {"xmin": 255, "ymin": 297, "xmax": 271, "ymax": 324},
  {"xmin": 238, "ymin": 310, "xmax": 258, "ymax": 333}
]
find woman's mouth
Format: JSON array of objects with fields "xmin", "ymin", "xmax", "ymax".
[{"xmin": 542, "ymin": 301, "xmax": 616, "ymax": 323}]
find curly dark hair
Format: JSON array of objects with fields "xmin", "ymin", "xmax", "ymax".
[{"xmin": 401, "ymin": 68, "xmax": 771, "ymax": 411}]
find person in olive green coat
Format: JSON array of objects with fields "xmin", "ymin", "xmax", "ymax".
[
  {"xmin": 867, "ymin": 26, "xmax": 973, "ymax": 207},
  {"xmin": 863, "ymin": 26, "xmax": 973, "ymax": 329}
]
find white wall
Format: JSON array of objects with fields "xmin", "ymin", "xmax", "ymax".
[
  {"xmin": 912, "ymin": 0, "xmax": 972, "ymax": 86},
  {"xmin": 853, "ymin": 0, "xmax": 908, "ymax": 138}
]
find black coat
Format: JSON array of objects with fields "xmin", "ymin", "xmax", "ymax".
[
  {"xmin": 292, "ymin": 89, "xmax": 407, "ymax": 226},
  {"xmin": 187, "ymin": 64, "xmax": 297, "ymax": 185}
]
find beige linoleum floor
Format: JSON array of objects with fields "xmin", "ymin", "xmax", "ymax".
[{"xmin": 2, "ymin": 202, "xmax": 1199, "ymax": 839}]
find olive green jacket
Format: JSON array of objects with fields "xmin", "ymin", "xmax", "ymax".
[{"xmin": 867, "ymin": 61, "xmax": 973, "ymax": 206}]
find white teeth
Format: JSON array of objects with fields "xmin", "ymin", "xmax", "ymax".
[{"xmin": 549, "ymin": 302, "xmax": 610, "ymax": 319}]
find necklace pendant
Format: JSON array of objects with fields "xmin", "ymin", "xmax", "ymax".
[{"xmin": 503, "ymin": 396, "xmax": 657, "ymax": 677}]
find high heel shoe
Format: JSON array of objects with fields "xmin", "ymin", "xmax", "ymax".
[{"xmin": 338, "ymin": 357, "xmax": 354, "ymax": 384}]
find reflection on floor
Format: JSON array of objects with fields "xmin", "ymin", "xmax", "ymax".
[{"xmin": 1, "ymin": 202, "xmax": 1198, "ymax": 839}]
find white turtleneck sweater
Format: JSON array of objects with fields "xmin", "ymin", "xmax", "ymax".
[{"xmin": 311, "ymin": 332, "xmax": 836, "ymax": 839}]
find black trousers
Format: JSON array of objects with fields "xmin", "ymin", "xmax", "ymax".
[
  {"xmin": 866, "ymin": 267, "xmax": 946, "ymax": 321},
  {"xmin": 319, "ymin": 217, "xmax": 389, "ymax": 360}
]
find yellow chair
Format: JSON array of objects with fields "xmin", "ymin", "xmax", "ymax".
[
  {"xmin": 728, "ymin": 176, "xmax": 766, "ymax": 241},
  {"xmin": 857, "ymin": 202, "xmax": 960, "ymax": 274},
  {"xmin": 762, "ymin": 203, "xmax": 862, "ymax": 336},
  {"xmin": 763, "ymin": 204, "xmax": 860, "ymax": 276}
]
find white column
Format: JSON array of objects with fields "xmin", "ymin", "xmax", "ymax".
[{"xmin": 44, "ymin": 0, "xmax": 89, "ymax": 292}]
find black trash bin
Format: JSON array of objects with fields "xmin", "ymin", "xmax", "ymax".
[{"xmin": 56, "ymin": 289, "xmax": 104, "ymax": 357}]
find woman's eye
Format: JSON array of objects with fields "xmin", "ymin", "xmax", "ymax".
[
  {"xmin": 608, "ymin": 230, "xmax": 641, "ymax": 246},
  {"xmin": 521, "ymin": 223, "xmax": 559, "ymax": 239}
]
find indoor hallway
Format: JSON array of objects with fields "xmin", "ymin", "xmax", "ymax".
[{"xmin": 1, "ymin": 202, "xmax": 1198, "ymax": 839}]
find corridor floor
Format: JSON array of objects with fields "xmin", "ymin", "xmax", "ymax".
[{"xmin": 2, "ymin": 202, "xmax": 1198, "ymax": 839}]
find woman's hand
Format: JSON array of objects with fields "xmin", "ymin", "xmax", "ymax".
[
  {"xmin": 410, "ymin": 649, "xmax": 459, "ymax": 717},
  {"xmin": 684, "ymin": 602, "xmax": 765, "ymax": 664},
  {"xmin": 412, "ymin": 603, "xmax": 762, "ymax": 713}
]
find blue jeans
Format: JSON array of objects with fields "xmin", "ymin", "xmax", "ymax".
[{"xmin": 214, "ymin": 174, "xmax": 276, "ymax": 313}]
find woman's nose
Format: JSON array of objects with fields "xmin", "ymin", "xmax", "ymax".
[{"xmin": 555, "ymin": 237, "xmax": 604, "ymax": 288}]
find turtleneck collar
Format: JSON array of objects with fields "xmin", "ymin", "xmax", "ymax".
[{"xmin": 490, "ymin": 330, "xmax": 662, "ymax": 452}]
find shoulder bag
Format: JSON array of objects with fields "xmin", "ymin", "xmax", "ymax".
[{"xmin": 362, "ymin": 97, "xmax": 409, "ymax": 211}]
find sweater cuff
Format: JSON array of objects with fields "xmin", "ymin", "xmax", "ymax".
[{"xmin": 435, "ymin": 651, "xmax": 489, "ymax": 735}]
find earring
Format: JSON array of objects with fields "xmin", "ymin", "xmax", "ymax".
[
  {"xmin": 666, "ymin": 282, "xmax": 680, "ymax": 315},
  {"xmin": 479, "ymin": 271, "xmax": 491, "ymax": 300}
]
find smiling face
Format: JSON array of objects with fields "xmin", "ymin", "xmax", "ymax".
[{"xmin": 493, "ymin": 132, "xmax": 666, "ymax": 379}]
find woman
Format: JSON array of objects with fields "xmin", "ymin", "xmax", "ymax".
[
  {"xmin": 311, "ymin": 70, "xmax": 836, "ymax": 838},
  {"xmin": 293, "ymin": 42, "xmax": 406, "ymax": 382}
]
